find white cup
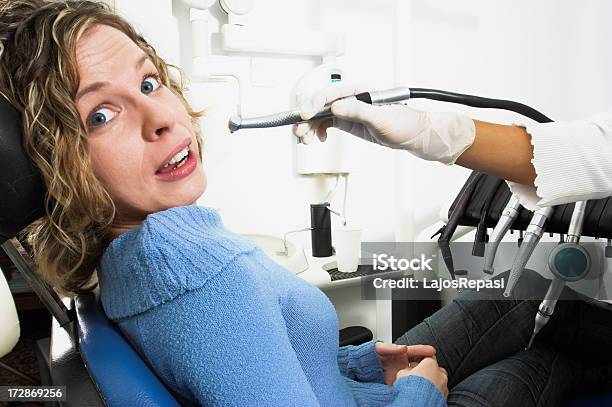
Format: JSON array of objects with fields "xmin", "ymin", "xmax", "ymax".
[{"xmin": 334, "ymin": 226, "xmax": 362, "ymax": 273}]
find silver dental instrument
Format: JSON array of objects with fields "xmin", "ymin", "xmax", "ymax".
[
  {"xmin": 503, "ymin": 206, "xmax": 554, "ymax": 297},
  {"xmin": 526, "ymin": 200, "xmax": 590, "ymax": 349},
  {"xmin": 483, "ymin": 195, "xmax": 522, "ymax": 275},
  {"xmin": 228, "ymin": 87, "xmax": 412, "ymax": 133}
]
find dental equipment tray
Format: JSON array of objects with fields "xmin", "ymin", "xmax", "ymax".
[{"xmin": 447, "ymin": 173, "xmax": 612, "ymax": 239}]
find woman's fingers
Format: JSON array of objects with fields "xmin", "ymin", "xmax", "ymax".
[
  {"xmin": 376, "ymin": 342, "xmax": 437, "ymax": 358},
  {"xmin": 406, "ymin": 344, "xmax": 436, "ymax": 358},
  {"xmin": 403, "ymin": 357, "xmax": 449, "ymax": 398},
  {"xmin": 375, "ymin": 342, "xmax": 408, "ymax": 356}
]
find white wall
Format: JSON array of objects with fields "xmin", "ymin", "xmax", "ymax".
[
  {"xmin": 112, "ymin": 0, "xmax": 612, "ymax": 247},
  {"xmin": 174, "ymin": 0, "xmax": 400, "ymax": 248},
  {"xmin": 398, "ymin": 0, "xmax": 612, "ymax": 239},
  {"xmin": 561, "ymin": 0, "xmax": 612, "ymax": 118}
]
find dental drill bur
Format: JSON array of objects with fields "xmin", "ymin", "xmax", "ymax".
[
  {"xmin": 503, "ymin": 206, "xmax": 554, "ymax": 297},
  {"xmin": 483, "ymin": 195, "xmax": 522, "ymax": 275},
  {"xmin": 526, "ymin": 201, "xmax": 589, "ymax": 349},
  {"xmin": 228, "ymin": 87, "xmax": 412, "ymax": 133}
]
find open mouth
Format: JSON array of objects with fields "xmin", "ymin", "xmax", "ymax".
[{"xmin": 156, "ymin": 146, "xmax": 191, "ymax": 174}]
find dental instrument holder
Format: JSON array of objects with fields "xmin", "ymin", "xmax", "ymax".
[
  {"xmin": 527, "ymin": 200, "xmax": 590, "ymax": 349},
  {"xmin": 310, "ymin": 203, "xmax": 333, "ymax": 257}
]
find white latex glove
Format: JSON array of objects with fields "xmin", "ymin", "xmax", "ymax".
[{"xmin": 293, "ymin": 80, "xmax": 476, "ymax": 165}]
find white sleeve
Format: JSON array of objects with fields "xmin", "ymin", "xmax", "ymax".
[{"xmin": 506, "ymin": 108, "xmax": 612, "ymax": 211}]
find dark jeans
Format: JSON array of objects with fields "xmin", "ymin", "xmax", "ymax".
[{"xmin": 394, "ymin": 269, "xmax": 612, "ymax": 407}]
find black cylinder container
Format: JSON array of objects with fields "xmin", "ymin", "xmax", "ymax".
[{"xmin": 310, "ymin": 203, "xmax": 332, "ymax": 257}]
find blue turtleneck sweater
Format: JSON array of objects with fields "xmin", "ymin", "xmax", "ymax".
[{"xmin": 97, "ymin": 205, "xmax": 446, "ymax": 407}]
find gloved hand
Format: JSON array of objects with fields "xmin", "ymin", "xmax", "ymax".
[{"xmin": 293, "ymin": 79, "xmax": 476, "ymax": 165}]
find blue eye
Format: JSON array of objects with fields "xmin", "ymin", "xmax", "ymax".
[
  {"xmin": 89, "ymin": 107, "xmax": 116, "ymax": 128},
  {"xmin": 141, "ymin": 75, "xmax": 160, "ymax": 94}
]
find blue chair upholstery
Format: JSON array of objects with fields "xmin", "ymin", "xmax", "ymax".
[{"xmin": 74, "ymin": 293, "xmax": 190, "ymax": 407}]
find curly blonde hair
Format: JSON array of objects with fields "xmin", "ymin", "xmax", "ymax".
[{"xmin": 0, "ymin": 0, "xmax": 203, "ymax": 297}]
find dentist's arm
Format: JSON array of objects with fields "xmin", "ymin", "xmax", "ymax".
[
  {"xmin": 294, "ymin": 83, "xmax": 612, "ymax": 209},
  {"xmin": 455, "ymin": 120, "xmax": 536, "ymax": 185},
  {"xmin": 293, "ymin": 82, "xmax": 536, "ymax": 184}
]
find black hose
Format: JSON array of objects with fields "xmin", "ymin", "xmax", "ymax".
[{"xmin": 409, "ymin": 88, "xmax": 554, "ymax": 124}]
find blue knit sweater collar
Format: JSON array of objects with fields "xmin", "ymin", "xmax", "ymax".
[{"xmin": 97, "ymin": 205, "xmax": 257, "ymax": 320}]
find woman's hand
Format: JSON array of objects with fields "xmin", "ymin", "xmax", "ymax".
[
  {"xmin": 375, "ymin": 342, "xmax": 436, "ymax": 385},
  {"xmin": 397, "ymin": 357, "xmax": 449, "ymax": 399}
]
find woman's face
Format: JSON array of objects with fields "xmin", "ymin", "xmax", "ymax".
[{"xmin": 74, "ymin": 24, "xmax": 206, "ymax": 229}]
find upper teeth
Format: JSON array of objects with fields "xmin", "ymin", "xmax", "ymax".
[{"xmin": 165, "ymin": 147, "xmax": 189, "ymax": 167}]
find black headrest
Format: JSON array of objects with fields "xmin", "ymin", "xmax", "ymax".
[{"xmin": 0, "ymin": 97, "xmax": 45, "ymax": 245}]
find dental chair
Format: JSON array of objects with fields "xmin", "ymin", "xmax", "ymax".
[{"xmin": 0, "ymin": 98, "xmax": 372, "ymax": 406}]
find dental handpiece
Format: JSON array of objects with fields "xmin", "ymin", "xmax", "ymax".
[
  {"xmin": 228, "ymin": 87, "xmax": 411, "ymax": 133},
  {"xmin": 503, "ymin": 206, "xmax": 554, "ymax": 297},
  {"xmin": 527, "ymin": 278, "xmax": 565, "ymax": 349},
  {"xmin": 526, "ymin": 201, "xmax": 588, "ymax": 349},
  {"xmin": 483, "ymin": 195, "xmax": 522, "ymax": 275},
  {"xmin": 229, "ymin": 87, "xmax": 553, "ymax": 133}
]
